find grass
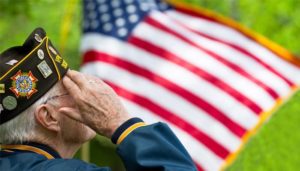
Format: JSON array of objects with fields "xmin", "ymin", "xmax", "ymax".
[
  {"xmin": 227, "ymin": 90, "xmax": 300, "ymax": 171},
  {"xmin": 1, "ymin": 0, "xmax": 300, "ymax": 170}
]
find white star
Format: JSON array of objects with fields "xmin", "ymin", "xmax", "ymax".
[
  {"xmin": 98, "ymin": 4, "xmax": 109, "ymax": 13},
  {"xmin": 140, "ymin": 3, "xmax": 150, "ymax": 11},
  {"xmin": 115, "ymin": 18, "xmax": 126, "ymax": 27},
  {"xmin": 126, "ymin": 5, "xmax": 136, "ymax": 13},
  {"xmin": 113, "ymin": 8, "xmax": 123, "ymax": 17},
  {"xmin": 88, "ymin": 11, "xmax": 97, "ymax": 19},
  {"xmin": 103, "ymin": 23, "xmax": 113, "ymax": 31},
  {"xmin": 159, "ymin": 2, "xmax": 168, "ymax": 10},
  {"xmin": 91, "ymin": 20, "xmax": 99, "ymax": 29},
  {"xmin": 118, "ymin": 28, "xmax": 128, "ymax": 37},
  {"xmin": 101, "ymin": 13, "xmax": 111, "ymax": 22},
  {"xmin": 86, "ymin": 2, "xmax": 96, "ymax": 11},
  {"xmin": 111, "ymin": 0, "xmax": 121, "ymax": 8},
  {"xmin": 148, "ymin": 0, "xmax": 157, "ymax": 9},
  {"xmin": 129, "ymin": 14, "xmax": 139, "ymax": 23}
]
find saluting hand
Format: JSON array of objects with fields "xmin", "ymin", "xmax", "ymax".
[{"xmin": 59, "ymin": 70, "xmax": 131, "ymax": 138}]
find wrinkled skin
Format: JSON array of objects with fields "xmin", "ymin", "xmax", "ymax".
[{"xmin": 59, "ymin": 70, "xmax": 131, "ymax": 138}]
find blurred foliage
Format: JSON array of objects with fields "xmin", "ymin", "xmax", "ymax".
[
  {"xmin": 0, "ymin": 0, "xmax": 32, "ymax": 17},
  {"xmin": 1, "ymin": 0, "xmax": 300, "ymax": 171},
  {"xmin": 227, "ymin": 90, "xmax": 300, "ymax": 170},
  {"xmin": 0, "ymin": 0, "xmax": 82, "ymax": 69}
]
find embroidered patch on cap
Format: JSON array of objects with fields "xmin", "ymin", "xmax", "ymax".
[{"xmin": 10, "ymin": 70, "xmax": 38, "ymax": 99}]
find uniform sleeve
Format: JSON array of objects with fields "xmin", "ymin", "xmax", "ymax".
[{"xmin": 111, "ymin": 118, "xmax": 197, "ymax": 171}]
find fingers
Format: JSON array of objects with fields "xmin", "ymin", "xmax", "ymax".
[
  {"xmin": 62, "ymin": 76, "xmax": 81, "ymax": 99},
  {"xmin": 66, "ymin": 70, "xmax": 87, "ymax": 88},
  {"xmin": 59, "ymin": 107, "xmax": 83, "ymax": 122}
]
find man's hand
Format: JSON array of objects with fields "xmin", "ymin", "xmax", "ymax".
[{"xmin": 59, "ymin": 70, "xmax": 131, "ymax": 138}]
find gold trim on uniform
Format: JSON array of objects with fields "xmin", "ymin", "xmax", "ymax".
[
  {"xmin": 117, "ymin": 122, "xmax": 146, "ymax": 145},
  {"xmin": 0, "ymin": 144, "xmax": 55, "ymax": 159}
]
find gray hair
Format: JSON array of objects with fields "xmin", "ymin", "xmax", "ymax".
[{"xmin": 0, "ymin": 82, "xmax": 62, "ymax": 144}]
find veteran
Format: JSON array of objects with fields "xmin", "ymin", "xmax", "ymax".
[{"xmin": 0, "ymin": 28, "xmax": 196, "ymax": 171}]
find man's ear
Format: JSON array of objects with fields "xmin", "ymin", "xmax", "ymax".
[{"xmin": 34, "ymin": 104, "xmax": 60, "ymax": 132}]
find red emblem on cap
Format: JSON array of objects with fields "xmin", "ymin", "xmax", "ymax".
[{"xmin": 10, "ymin": 70, "xmax": 38, "ymax": 99}]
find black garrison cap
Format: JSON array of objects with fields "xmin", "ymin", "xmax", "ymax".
[{"xmin": 0, "ymin": 28, "xmax": 69, "ymax": 125}]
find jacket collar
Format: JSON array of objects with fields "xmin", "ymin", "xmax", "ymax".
[{"xmin": 0, "ymin": 142, "xmax": 61, "ymax": 159}]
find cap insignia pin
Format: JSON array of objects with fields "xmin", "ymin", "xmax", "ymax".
[
  {"xmin": 37, "ymin": 49, "xmax": 44, "ymax": 60},
  {"xmin": 34, "ymin": 34, "xmax": 43, "ymax": 42},
  {"xmin": 6, "ymin": 59, "xmax": 18, "ymax": 66},
  {"xmin": 49, "ymin": 46, "xmax": 57, "ymax": 55},
  {"xmin": 37, "ymin": 61, "xmax": 53, "ymax": 78},
  {"xmin": 2, "ymin": 96, "xmax": 17, "ymax": 111},
  {"xmin": 10, "ymin": 70, "xmax": 38, "ymax": 99}
]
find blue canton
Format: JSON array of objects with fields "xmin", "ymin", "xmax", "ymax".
[{"xmin": 83, "ymin": 0, "xmax": 172, "ymax": 40}]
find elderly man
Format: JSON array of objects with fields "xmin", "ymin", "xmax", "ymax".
[{"xmin": 0, "ymin": 28, "xmax": 197, "ymax": 170}]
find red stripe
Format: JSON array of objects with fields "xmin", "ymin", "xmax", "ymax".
[
  {"xmin": 195, "ymin": 163, "xmax": 204, "ymax": 171},
  {"xmin": 191, "ymin": 29, "xmax": 294, "ymax": 87},
  {"xmin": 106, "ymin": 81, "xmax": 230, "ymax": 159},
  {"xmin": 173, "ymin": 7, "xmax": 300, "ymax": 68},
  {"xmin": 168, "ymin": 10, "xmax": 294, "ymax": 87},
  {"xmin": 83, "ymin": 51, "xmax": 246, "ymax": 137},
  {"xmin": 145, "ymin": 16, "xmax": 279, "ymax": 99},
  {"xmin": 128, "ymin": 36, "xmax": 263, "ymax": 115}
]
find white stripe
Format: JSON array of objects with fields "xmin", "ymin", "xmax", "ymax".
[
  {"xmin": 149, "ymin": 11, "xmax": 291, "ymax": 97},
  {"xmin": 121, "ymin": 98, "xmax": 223, "ymax": 171},
  {"xmin": 167, "ymin": 10, "xmax": 300, "ymax": 84},
  {"xmin": 81, "ymin": 34, "xmax": 258, "ymax": 130},
  {"xmin": 81, "ymin": 62, "xmax": 241, "ymax": 151},
  {"xmin": 133, "ymin": 22, "xmax": 275, "ymax": 110}
]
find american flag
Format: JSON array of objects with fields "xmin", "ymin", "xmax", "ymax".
[{"xmin": 80, "ymin": 0, "xmax": 300, "ymax": 170}]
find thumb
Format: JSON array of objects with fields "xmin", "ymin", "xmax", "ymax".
[{"xmin": 59, "ymin": 107, "xmax": 83, "ymax": 122}]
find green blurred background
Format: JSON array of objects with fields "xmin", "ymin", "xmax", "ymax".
[{"xmin": 1, "ymin": 0, "xmax": 300, "ymax": 170}]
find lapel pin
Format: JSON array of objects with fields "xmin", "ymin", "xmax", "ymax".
[
  {"xmin": 37, "ymin": 49, "xmax": 44, "ymax": 60},
  {"xmin": 34, "ymin": 34, "xmax": 43, "ymax": 42}
]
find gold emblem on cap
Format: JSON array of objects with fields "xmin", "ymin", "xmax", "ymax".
[
  {"xmin": 55, "ymin": 55, "xmax": 62, "ymax": 63},
  {"xmin": 37, "ymin": 61, "xmax": 53, "ymax": 78},
  {"xmin": 10, "ymin": 70, "xmax": 38, "ymax": 99},
  {"xmin": 61, "ymin": 60, "xmax": 68, "ymax": 69},
  {"xmin": 0, "ymin": 84, "xmax": 4, "ymax": 93},
  {"xmin": 37, "ymin": 49, "xmax": 44, "ymax": 60},
  {"xmin": 34, "ymin": 34, "xmax": 43, "ymax": 42},
  {"xmin": 2, "ymin": 96, "xmax": 17, "ymax": 111}
]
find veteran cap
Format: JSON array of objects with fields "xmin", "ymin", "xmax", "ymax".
[{"xmin": 0, "ymin": 27, "xmax": 69, "ymax": 125}]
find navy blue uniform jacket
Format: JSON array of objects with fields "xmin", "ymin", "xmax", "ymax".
[{"xmin": 0, "ymin": 118, "xmax": 197, "ymax": 171}]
